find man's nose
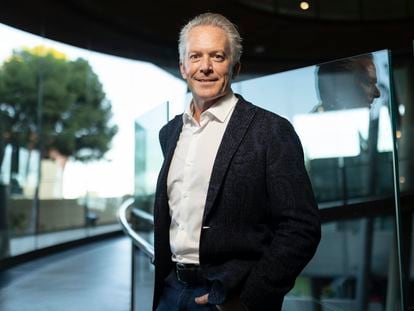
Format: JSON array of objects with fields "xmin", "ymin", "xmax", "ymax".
[
  {"xmin": 373, "ymin": 85, "xmax": 380, "ymax": 98},
  {"xmin": 200, "ymin": 57, "xmax": 212, "ymax": 74}
]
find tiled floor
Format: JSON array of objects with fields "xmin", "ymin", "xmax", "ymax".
[{"xmin": 0, "ymin": 236, "xmax": 155, "ymax": 311}]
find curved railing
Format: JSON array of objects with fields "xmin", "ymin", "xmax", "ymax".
[
  {"xmin": 118, "ymin": 198, "xmax": 155, "ymax": 311},
  {"xmin": 118, "ymin": 198, "xmax": 154, "ymax": 260}
]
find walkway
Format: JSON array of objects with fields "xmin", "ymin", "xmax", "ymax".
[{"xmin": 0, "ymin": 236, "xmax": 154, "ymax": 311}]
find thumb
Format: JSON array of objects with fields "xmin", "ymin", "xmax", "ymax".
[{"xmin": 195, "ymin": 293, "xmax": 209, "ymax": 304}]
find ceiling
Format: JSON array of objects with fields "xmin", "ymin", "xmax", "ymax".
[{"xmin": 1, "ymin": 0, "xmax": 414, "ymax": 78}]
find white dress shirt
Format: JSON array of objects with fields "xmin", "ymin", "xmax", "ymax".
[{"xmin": 167, "ymin": 92, "xmax": 238, "ymax": 264}]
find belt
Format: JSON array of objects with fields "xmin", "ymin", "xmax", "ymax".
[{"xmin": 175, "ymin": 263, "xmax": 209, "ymax": 286}]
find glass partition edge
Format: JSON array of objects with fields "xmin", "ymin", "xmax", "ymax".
[{"xmin": 388, "ymin": 50, "xmax": 407, "ymax": 311}]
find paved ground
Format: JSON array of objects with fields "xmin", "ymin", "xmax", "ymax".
[{"xmin": 0, "ymin": 236, "xmax": 154, "ymax": 311}]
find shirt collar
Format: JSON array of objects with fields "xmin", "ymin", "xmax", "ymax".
[{"xmin": 183, "ymin": 91, "xmax": 238, "ymax": 124}]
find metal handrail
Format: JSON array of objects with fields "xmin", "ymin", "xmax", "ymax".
[
  {"xmin": 132, "ymin": 208, "xmax": 154, "ymax": 225},
  {"xmin": 117, "ymin": 198, "xmax": 154, "ymax": 260}
]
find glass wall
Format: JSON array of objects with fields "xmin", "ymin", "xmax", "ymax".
[
  {"xmin": 135, "ymin": 50, "xmax": 406, "ymax": 310},
  {"xmin": 233, "ymin": 51, "xmax": 395, "ymax": 204},
  {"xmin": 134, "ymin": 91, "xmax": 190, "ymax": 210},
  {"xmin": 391, "ymin": 48, "xmax": 414, "ymax": 309},
  {"xmin": 0, "ymin": 23, "xmax": 186, "ymax": 260},
  {"xmin": 135, "ymin": 103, "xmax": 169, "ymax": 214},
  {"xmin": 233, "ymin": 50, "xmax": 403, "ymax": 310}
]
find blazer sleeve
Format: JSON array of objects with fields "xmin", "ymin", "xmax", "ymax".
[{"xmin": 239, "ymin": 118, "xmax": 321, "ymax": 310}]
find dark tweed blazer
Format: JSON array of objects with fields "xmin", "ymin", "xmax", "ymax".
[{"xmin": 152, "ymin": 95, "xmax": 321, "ymax": 311}]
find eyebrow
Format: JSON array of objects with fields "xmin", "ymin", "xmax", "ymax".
[{"xmin": 188, "ymin": 49, "xmax": 226, "ymax": 54}]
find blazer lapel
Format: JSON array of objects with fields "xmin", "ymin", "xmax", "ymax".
[
  {"xmin": 164, "ymin": 118, "xmax": 183, "ymax": 169},
  {"xmin": 202, "ymin": 97, "xmax": 257, "ymax": 222}
]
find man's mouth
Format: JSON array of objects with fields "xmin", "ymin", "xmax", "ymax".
[{"xmin": 195, "ymin": 78, "xmax": 218, "ymax": 82}]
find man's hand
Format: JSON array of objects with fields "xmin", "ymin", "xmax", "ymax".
[
  {"xmin": 195, "ymin": 293, "xmax": 209, "ymax": 304},
  {"xmin": 195, "ymin": 293, "xmax": 248, "ymax": 310}
]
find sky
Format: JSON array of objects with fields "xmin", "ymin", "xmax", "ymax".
[{"xmin": 0, "ymin": 23, "xmax": 187, "ymax": 198}]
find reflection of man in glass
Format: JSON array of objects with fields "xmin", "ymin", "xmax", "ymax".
[
  {"xmin": 309, "ymin": 54, "xmax": 389, "ymax": 310},
  {"xmin": 314, "ymin": 54, "xmax": 380, "ymax": 112},
  {"xmin": 309, "ymin": 54, "xmax": 383, "ymax": 202}
]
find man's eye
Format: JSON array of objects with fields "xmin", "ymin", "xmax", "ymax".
[
  {"xmin": 214, "ymin": 54, "xmax": 224, "ymax": 60},
  {"xmin": 189, "ymin": 55, "xmax": 199, "ymax": 60}
]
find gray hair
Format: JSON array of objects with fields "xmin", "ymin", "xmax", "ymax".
[{"xmin": 178, "ymin": 13, "xmax": 243, "ymax": 66}]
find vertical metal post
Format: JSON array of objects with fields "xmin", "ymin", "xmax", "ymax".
[
  {"xmin": 0, "ymin": 184, "xmax": 10, "ymax": 259},
  {"xmin": 400, "ymin": 210, "xmax": 412, "ymax": 307},
  {"xmin": 131, "ymin": 242, "xmax": 136, "ymax": 311},
  {"xmin": 338, "ymin": 157, "xmax": 347, "ymax": 205},
  {"xmin": 33, "ymin": 42, "xmax": 44, "ymax": 249},
  {"xmin": 386, "ymin": 231, "xmax": 399, "ymax": 311},
  {"xmin": 310, "ymin": 279, "xmax": 322, "ymax": 311},
  {"xmin": 355, "ymin": 218, "xmax": 373, "ymax": 311}
]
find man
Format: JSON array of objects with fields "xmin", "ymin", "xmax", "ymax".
[{"xmin": 153, "ymin": 13, "xmax": 321, "ymax": 311}]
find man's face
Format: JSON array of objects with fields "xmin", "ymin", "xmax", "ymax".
[
  {"xmin": 180, "ymin": 25, "xmax": 235, "ymax": 105},
  {"xmin": 358, "ymin": 59, "xmax": 380, "ymax": 105},
  {"xmin": 335, "ymin": 58, "xmax": 380, "ymax": 109}
]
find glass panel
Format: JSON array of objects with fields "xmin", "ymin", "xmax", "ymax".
[
  {"xmin": 167, "ymin": 92, "xmax": 191, "ymax": 121},
  {"xmin": 0, "ymin": 26, "xmax": 46, "ymax": 257},
  {"xmin": 233, "ymin": 50, "xmax": 403, "ymax": 310},
  {"xmin": 391, "ymin": 48, "xmax": 413, "ymax": 309},
  {"xmin": 133, "ymin": 101, "xmax": 171, "ymax": 310},
  {"xmin": 135, "ymin": 103, "xmax": 169, "ymax": 214},
  {"xmin": 0, "ymin": 22, "xmax": 186, "ymax": 261}
]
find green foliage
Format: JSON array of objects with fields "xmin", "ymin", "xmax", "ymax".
[{"xmin": 0, "ymin": 47, "xmax": 118, "ymax": 162}]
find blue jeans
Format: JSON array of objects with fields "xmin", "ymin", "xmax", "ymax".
[{"xmin": 155, "ymin": 270, "xmax": 218, "ymax": 311}]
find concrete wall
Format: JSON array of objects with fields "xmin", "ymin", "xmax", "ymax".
[{"xmin": 8, "ymin": 198, "xmax": 119, "ymax": 236}]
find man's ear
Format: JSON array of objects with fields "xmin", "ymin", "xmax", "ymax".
[
  {"xmin": 232, "ymin": 62, "xmax": 241, "ymax": 79},
  {"xmin": 179, "ymin": 63, "xmax": 187, "ymax": 79}
]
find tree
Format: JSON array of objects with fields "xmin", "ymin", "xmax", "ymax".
[
  {"xmin": 0, "ymin": 46, "xmax": 118, "ymax": 168},
  {"xmin": 0, "ymin": 46, "xmax": 118, "ymax": 258}
]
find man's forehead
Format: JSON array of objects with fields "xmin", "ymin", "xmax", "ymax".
[
  {"xmin": 188, "ymin": 24, "xmax": 225, "ymax": 34},
  {"xmin": 187, "ymin": 25, "xmax": 229, "ymax": 44},
  {"xmin": 360, "ymin": 59, "xmax": 377, "ymax": 78}
]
